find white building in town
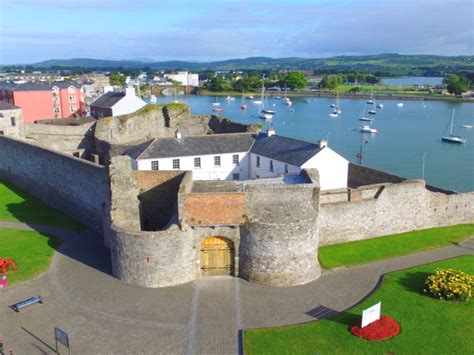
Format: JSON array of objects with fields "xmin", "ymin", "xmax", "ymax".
[
  {"xmin": 164, "ymin": 71, "xmax": 199, "ymax": 87},
  {"xmin": 89, "ymin": 87, "xmax": 147, "ymax": 118},
  {"xmin": 128, "ymin": 128, "xmax": 349, "ymax": 191}
]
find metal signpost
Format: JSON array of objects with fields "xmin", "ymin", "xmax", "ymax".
[{"xmin": 54, "ymin": 327, "xmax": 70, "ymax": 355}]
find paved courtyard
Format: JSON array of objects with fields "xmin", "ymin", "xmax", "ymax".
[{"xmin": 1, "ymin": 221, "xmax": 473, "ymax": 354}]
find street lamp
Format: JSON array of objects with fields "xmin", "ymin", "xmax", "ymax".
[{"xmin": 356, "ymin": 136, "xmax": 369, "ymax": 165}]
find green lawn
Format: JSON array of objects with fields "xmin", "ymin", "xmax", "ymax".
[
  {"xmin": 319, "ymin": 224, "xmax": 474, "ymax": 269},
  {"xmin": 0, "ymin": 228, "xmax": 60, "ymax": 284},
  {"xmin": 0, "ymin": 180, "xmax": 83, "ymax": 231},
  {"xmin": 244, "ymin": 255, "xmax": 474, "ymax": 354}
]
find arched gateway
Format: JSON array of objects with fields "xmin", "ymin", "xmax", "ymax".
[{"xmin": 200, "ymin": 237, "xmax": 235, "ymax": 276}]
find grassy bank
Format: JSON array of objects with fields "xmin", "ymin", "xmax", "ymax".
[
  {"xmin": 319, "ymin": 224, "xmax": 474, "ymax": 269},
  {"xmin": 0, "ymin": 228, "xmax": 60, "ymax": 284},
  {"xmin": 244, "ymin": 255, "xmax": 474, "ymax": 354},
  {"xmin": 0, "ymin": 180, "xmax": 83, "ymax": 231}
]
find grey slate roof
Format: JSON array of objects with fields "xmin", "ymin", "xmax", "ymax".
[
  {"xmin": 0, "ymin": 101, "xmax": 20, "ymax": 110},
  {"xmin": 250, "ymin": 133, "xmax": 322, "ymax": 166},
  {"xmin": 135, "ymin": 133, "xmax": 257, "ymax": 160},
  {"xmin": 0, "ymin": 81, "xmax": 80, "ymax": 91},
  {"xmin": 90, "ymin": 92, "xmax": 125, "ymax": 109}
]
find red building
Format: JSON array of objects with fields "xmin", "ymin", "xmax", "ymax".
[{"xmin": 0, "ymin": 82, "xmax": 85, "ymax": 123}]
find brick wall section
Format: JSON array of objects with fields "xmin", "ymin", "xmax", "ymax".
[
  {"xmin": 348, "ymin": 163, "xmax": 406, "ymax": 187},
  {"xmin": 183, "ymin": 192, "xmax": 247, "ymax": 225},
  {"xmin": 135, "ymin": 170, "xmax": 184, "ymax": 190},
  {"xmin": 0, "ymin": 136, "xmax": 108, "ymax": 232}
]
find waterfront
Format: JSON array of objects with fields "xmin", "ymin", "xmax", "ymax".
[{"xmin": 155, "ymin": 95, "xmax": 474, "ymax": 192}]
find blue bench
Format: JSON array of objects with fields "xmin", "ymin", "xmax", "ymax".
[{"xmin": 10, "ymin": 296, "xmax": 43, "ymax": 312}]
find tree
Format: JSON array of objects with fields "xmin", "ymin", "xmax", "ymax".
[
  {"xmin": 443, "ymin": 74, "xmax": 467, "ymax": 96},
  {"xmin": 282, "ymin": 71, "xmax": 308, "ymax": 90},
  {"xmin": 109, "ymin": 72, "xmax": 126, "ymax": 86},
  {"xmin": 320, "ymin": 75, "xmax": 343, "ymax": 90}
]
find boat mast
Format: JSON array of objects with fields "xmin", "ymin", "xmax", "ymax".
[{"xmin": 450, "ymin": 109, "xmax": 455, "ymax": 136}]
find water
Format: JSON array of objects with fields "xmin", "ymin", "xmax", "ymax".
[
  {"xmin": 381, "ymin": 76, "xmax": 443, "ymax": 86},
  {"xmin": 154, "ymin": 95, "xmax": 474, "ymax": 192}
]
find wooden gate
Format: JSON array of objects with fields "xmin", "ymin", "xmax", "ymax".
[{"xmin": 200, "ymin": 237, "xmax": 235, "ymax": 276}]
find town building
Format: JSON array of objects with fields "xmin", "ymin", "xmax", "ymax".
[
  {"xmin": 0, "ymin": 101, "xmax": 24, "ymax": 138},
  {"xmin": 89, "ymin": 86, "xmax": 147, "ymax": 118},
  {"xmin": 164, "ymin": 71, "xmax": 199, "ymax": 87},
  {"xmin": 129, "ymin": 128, "xmax": 349, "ymax": 190},
  {"xmin": 0, "ymin": 82, "xmax": 85, "ymax": 123}
]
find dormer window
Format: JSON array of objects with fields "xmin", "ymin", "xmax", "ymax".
[
  {"xmin": 52, "ymin": 86, "xmax": 60, "ymax": 94},
  {"xmin": 68, "ymin": 86, "xmax": 76, "ymax": 94}
]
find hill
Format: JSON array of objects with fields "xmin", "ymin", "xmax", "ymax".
[{"xmin": 29, "ymin": 54, "xmax": 474, "ymax": 75}]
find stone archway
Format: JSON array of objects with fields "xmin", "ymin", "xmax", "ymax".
[{"xmin": 200, "ymin": 237, "xmax": 235, "ymax": 276}]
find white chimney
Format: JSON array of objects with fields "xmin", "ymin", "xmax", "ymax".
[
  {"xmin": 319, "ymin": 138, "xmax": 328, "ymax": 148},
  {"xmin": 125, "ymin": 86, "xmax": 136, "ymax": 96},
  {"xmin": 267, "ymin": 127, "xmax": 275, "ymax": 137},
  {"xmin": 175, "ymin": 130, "xmax": 182, "ymax": 140}
]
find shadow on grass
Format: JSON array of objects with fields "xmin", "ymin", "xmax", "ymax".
[{"xmin": 396, "ymin": 271, "xmax": 431, "ymax": 295}]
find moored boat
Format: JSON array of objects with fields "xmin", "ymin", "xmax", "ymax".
[{"xmin": 442, "ymin": 109, "xmax": 467, "ymax": 144}]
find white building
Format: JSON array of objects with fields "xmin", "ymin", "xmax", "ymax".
[
  {"xmin": 164, "ymin": 71, "xmax": 199, "ymax": 87},
  {"xmin": 90, "ymin": 87, "xmax": 147, "ymax": 118},
  {"xmin": 128, "ymin": 128, "xmax": 349, "ymax": 191}
]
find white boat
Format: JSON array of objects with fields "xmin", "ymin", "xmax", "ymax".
[
  {"xmin": 212, "ymin": 98, "xmax": 220, "ymax": 106},
  {"xmin": 246, "ymin": 95, "xmax": 254, "ymax": 100},
  {"xmin": 462, "ymin": 124, "xmax": 473, "ymax": 129},
  {"xmin": 377, "ymin": 103, "xmax": 384, "ymax": 109},
  {"xmin": 262, "ymin": 109, "xmax": 275, "ymax": 114},
  {"xmin": 259, "ymin": 112, "xmax": 273, "ymax": 119},
  {"xmin": 442, "ymin": 109, "xmax": 467, "ymax": 144},
  {"xmin": 282, "ymin": 97, "xmax": 292, "ymax": 106},
  {"xmin": 274, "ymin": 96, "xmax": 281, "ymax": 99},
  {"xmin": 397, "ymin": 102, "xmax": 404, "ymax": 107},
  {"xmin": 252, "ymin": 100, "xmax": 263, "ymax": 105},
  {"xmin": 226, "ymin": 96, "xmax": 235, "ymax": 101},
  {"xmin": 328, "ymin": 113, "xmax": 339, "ymax": 118},
  {"xmin": 368, "ymin": 109, "xmax": 377, "ymax": 115},
  {"xmin": 149, "ymin": 95, "xmax": 157, "ymax": 103},
  {"xmin": 257, "ymin": 85, "xmax": 273, "ymax": 119},
  {"xmin": 334, "ymin": 94, "xmax": 342, "ymax": 114},
  {"xmin": 367, "ymin": 89, "xmax": 374, "ymax": 104},
  {"xmin": 330, "ymin": 104, "xmax": 336, "ymax": 108},
  {"xmin": 358, "ymin": 104, "xmax": 372, "ymax": 121},
  {"xmin": 360, "ymin": 125, "xmax": 378, "ymax": 133}
]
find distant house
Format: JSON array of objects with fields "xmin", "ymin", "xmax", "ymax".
[
  {"xmin": 163, "ymin": 71, "xmax": 199, "ymax": 87},
  {"xmin": 128, "ymin": 128, "xmax": 349, "ymax": 191},
  {"xmin": 0, "ymin": 101, "xmax": 24, "ymax": 138},
  {"xmin": 0, "ymin": 82, "xmax": 84, "ymax": 123},
  {"xmin": 90, "ymin": 87, "xmax": 147, "ymax": 118}
]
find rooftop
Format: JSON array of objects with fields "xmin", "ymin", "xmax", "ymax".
[
  {"xmin": 0, "ymin": 101, "xmax": 20, "ymax": 110},
  {"xmin": 0, "ymin": 81, "xmax": 81, "ymax": 91},
  {"xmin": 90, "ymin": 91, "xmax": 125, "ymax": 109}
]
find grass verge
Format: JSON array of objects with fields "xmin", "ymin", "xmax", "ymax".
[
  {"xmin": 0, "ymin": 180, "xmax": 83, "ymax": 231},
  {"xmin": 244, "ymin": 255, "xmax": 474, "ymax": 354},
  {"xmin": 318, "ymin": 224, "xmax": 474, "ymax": 269},
  {"xmin": 0, "ymin": 228, "xmax": 60, "ymax": 284}
]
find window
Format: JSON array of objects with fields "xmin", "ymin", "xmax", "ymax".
[
  {"xmin": 10, "ymin": 117, "xmax": 16, "ymax": 127},
  {"xmin": 285, "ymin": 164, "xmax": 289, "ymax": 174},
  {"xmin": 68, "ymin": 86, "xmax": 76, "ymax": 94},
  {"xmin": 194, "ymin": 157, "xmax": 201, "ymax": 168},
  {"xmin": 232, "ymin": 173, "xmax": 240, "ymax": 180},
  {"xmin": 69, "ymin": 96, "xmax": 76, "ymax": 103},
  {"xmin": 52, "ymin": 86, "xmax": 59, "ymax": 94},
  {"xmin": 256, "ymin": 156, "xmax": 260, "ymax": 168},
  {"xmin": 69, "ymin": 105, "xmax": 76, "ymax": 113},
  {"xmin": 53, "ymin": 96, "xmax": 59, "ymax": 103},
  {"xmin": 269, "ymin": 160, "xmax": 274, "ymax": 172},
  {"xmin": 214, "ymin": 156, "xmax": 221, "ymax": 167},
  {"xmin": 151, "ymin": 160, "xmax": 159, "ymax": 170},
  {"xmin": 232, "ymin": 154, "xmax": 239, "ymax": 165},
  {"xmin": 172, "ymin": 159, "xmax": 180, "ymax": 169},
  {"xmin": 54, "ymin": 107, "xmax": 60, "ymax": 114}
]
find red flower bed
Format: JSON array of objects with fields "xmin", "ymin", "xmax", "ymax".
[{"xmin": 349, "ymin": 316, "xmax": 400, "ymax": 341}]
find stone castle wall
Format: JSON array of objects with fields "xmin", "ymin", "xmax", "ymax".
[
  {"xmin": 0, "ymin": 136, "xmax": 108, "ymax": 232},
  {"xmin": 319, "ymin": 179, "xmax": 474, "ymax": 246}
]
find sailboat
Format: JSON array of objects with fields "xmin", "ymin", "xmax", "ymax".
[
  {"xmin": 358, "ymin": 103, "xmax": 373, "ymax": 121},
  {"xmin": 359, "ymin": 124, "xmax": 379, "ymax": 133},
  {"xmin": 240, "ymin": 93, "xmax": 247, "ymax": 110},
  {"xmin": 258, "ymin": 86, "xmax": 273, "ymax": 119},
  {"xmin": 366, "ymin": 89, "xmax": 374, "ymax": 104},
  {"xmin": 212, "ymin": 97, "xmax": 220, "ymax": 106},
  {"xmin": 442, "ymin": 109, "xmax": 467, "ymax": 144}
]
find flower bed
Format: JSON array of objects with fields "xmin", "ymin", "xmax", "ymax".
[
  {"xmin": 349, "ymin": 316, "xmax": 400, "ymax": 341},
  {"xmin": 424, "ymin": 268, "xmax": 474, "ymax": 302}
]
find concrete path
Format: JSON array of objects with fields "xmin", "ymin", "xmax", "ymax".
[{"xmin": 0, "ymin": 221, "xmax": 473, "ymax": 354}]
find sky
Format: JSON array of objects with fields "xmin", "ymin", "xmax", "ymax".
[{"xmin": 0, "ymin": 0, "xmax": 473, "ymax": 64}]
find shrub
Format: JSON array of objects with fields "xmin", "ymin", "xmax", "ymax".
[{"xmin": 424, "ymin": 269, "xmax": 474, "ymax": 302}]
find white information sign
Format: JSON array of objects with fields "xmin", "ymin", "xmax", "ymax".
[{"xmin": 361, "ymin": 302, "xmax": 381, "ymax": 328}]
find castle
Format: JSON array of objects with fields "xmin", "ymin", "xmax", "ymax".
[{"xmin": 0, "ymin": 104, "xmax": 472, "ymax": 288}]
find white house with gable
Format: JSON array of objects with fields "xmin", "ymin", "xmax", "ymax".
[
  {"xmin": 90, "ymin": 87, "xmax": 146, "ymax": 118},
  {"xmin": 164, "ymin": 71, "xmax": 199, "ymax": 87},
  {"xmin": 128, "ymin": 128, "xmax": 349, "ymax": 190}
]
